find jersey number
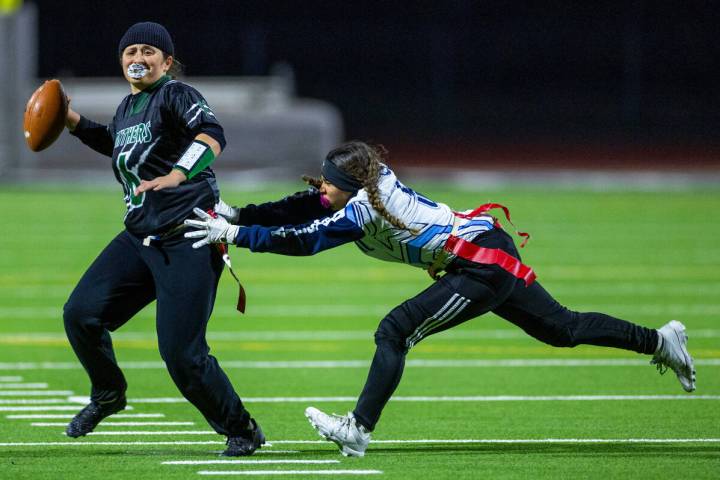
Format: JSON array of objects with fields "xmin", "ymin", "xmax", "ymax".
[
  {"xmin": 395, "ymin": 181, "xmax": 438, "ymax": 207},
  {"xmin": 117, "ymin": 149, "xmax": 145, "ymax": 209}
]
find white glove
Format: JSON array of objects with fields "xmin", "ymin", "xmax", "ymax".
[
  {"xmin": 184, "ymin": 207, "xmax": 240, "ymax": 249},
  {"xmin": 214, "ymin": 198, "xmax": 240, "ymax": 223}
]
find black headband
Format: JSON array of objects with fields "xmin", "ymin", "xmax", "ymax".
[{"xmin": 321, "ymin": 159, "xmax": 363, "ymax": 193}]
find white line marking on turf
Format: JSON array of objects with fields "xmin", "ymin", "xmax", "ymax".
[
  {"xmin": 206, "ymin": 451, "xmax": 300, "ymax": 455},
  {"xmin": 0, "ymin": 376, "xmax": 22, "ymax": 382},
  {"xmin": 197, "ymin": 470, "xmax": 382, "ymax": 476},
  {"xmin": 0, "ymin": 390, "xmax": 73, "ymax": 396},
  {"xmin": 32, "ymin": 421, "xmax": 193, "ymax": 427},
  {"xmin": 0, "ymin": 441, "xmax": 227, "ymax": 446},
  {"xmin": 0, "ymin": 406, "xmax": 133, "ymax": 412},
  {"xmin": 4, "ymin": 327, "xmax": 720, "ymax": 342},
  {"xmin": 0, "ymin": 399, "xmax": 83, "ymax": 404},
  {"xmin": 270, "ymin": 438, "xmax": 720, "ymax": 445},
  {"xmin": 117, "ymin": 394, "xmax": 720, "ymax": 405},
  {"xmin": 3, "ymin": 302, "xmax": 720, "ymax": 318},
  {"xmin": 7, "ymin": 413, "xmax": 163, "ymax": 419},
  {"xmin": 87, "ymin": 431, "xmax": 218, "ymax": 435},
  {"xmin": 0, "ymin": 383, "xmax": 48, "ymax": 389},
  {"xmin": 1, "ymin": 439, "xmax": 718, "ymax": 448},
  {"xmin": 163, "ymin": 460, "xmax": 339, "ymax": 465},
  {"xmin": 2, "ymin": 358, "xmax": 718, "ymax": 370}
]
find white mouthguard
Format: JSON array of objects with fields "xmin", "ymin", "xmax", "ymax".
[{"xmin": 127, "ymin": 63, "xmax": 148, "ymax": 79}]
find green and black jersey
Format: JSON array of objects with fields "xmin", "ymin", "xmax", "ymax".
[{"xmin": 71, "ymin": 75, "xmax": 226, "ymax": 236}]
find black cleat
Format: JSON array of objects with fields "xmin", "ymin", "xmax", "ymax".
[
  {"xmin": 222, "ymin": 418, "xmax": 266, "ymax": 456},
  {"xmin": 65, "ymin": 396, "xmax": 127, "ymax": 438}
]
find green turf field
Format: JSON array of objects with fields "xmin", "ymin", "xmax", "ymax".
[{"xmin": 0, "ymin": 184, "xmax": 718, "ymax": 479}]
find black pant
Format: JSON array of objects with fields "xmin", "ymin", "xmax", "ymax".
[
  {"xmin": 63, "ymin": 230, "xmax": 250, "ymax": 436},
  {"xmin": 353, "ymin": 228, "xmax": 659, "ymax": 431}
]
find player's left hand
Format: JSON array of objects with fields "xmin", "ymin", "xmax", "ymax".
[
  {"xmin": 135, "ymin": 169, "xmax": 187, "ymax": 195},
  {"xmin": 214, "ymin": 198, "xmax": 240, "ymax": 223},
  {"xmin": 184, "ymin": 208, "xmax": 239, "ymax": 248}
]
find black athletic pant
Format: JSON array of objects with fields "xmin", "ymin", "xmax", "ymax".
[
  {"xmin": 63, "ymin": 230, "xmax": 250, "ymax": 436},
  {"xmin": 353, "ymin": 228, "xmax": 659, "ymax": 431}
]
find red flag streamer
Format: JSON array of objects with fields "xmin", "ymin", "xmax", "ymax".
[
  {"xmin": 208, "ymin": 210, "xmax": 246, "ymax": 313},
  {"xmin": 455, "ymin": 202, "xmax": 530, "ymax": 247}
]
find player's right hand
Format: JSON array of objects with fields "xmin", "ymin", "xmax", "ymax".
[{"xmin": 184, "ymin": 208, "xmax": 239, "ymax": 248}]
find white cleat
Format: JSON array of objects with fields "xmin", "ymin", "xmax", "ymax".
[
  {"xmin": 304, "ymin": 407, "xmax": 371, "ymax": 457},
  {"xmin": 651, "ymin": 320, "xmax": 696, "ymax": 392}
]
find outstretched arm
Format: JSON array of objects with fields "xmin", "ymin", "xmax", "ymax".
[
  {"xmin": 184, "ymin": 205, "xmax": 364, "ymax": 256},
  {"xmin": 218, "ymin": 189, "xmax": 333, "ymax": 227}
]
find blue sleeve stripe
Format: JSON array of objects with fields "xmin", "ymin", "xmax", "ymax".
[
  {"xmin": 458, "ymin": 219, "xmax": 494, "ymax": 231},
  {"xmin": 406, "ymin": 224, "xmax": 452, "ymax": 264},
  {"xmin": 345, "ymin": 203, "xmax": 358, "ymax": 225}
]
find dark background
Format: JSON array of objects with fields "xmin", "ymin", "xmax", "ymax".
[{"xmin": 34, "ymin": 1, "xmax": 720, "ymax": 165}]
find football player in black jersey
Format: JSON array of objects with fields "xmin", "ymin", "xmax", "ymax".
[{"xmin": 61, "ymin": 22, "xmax": 263, "ymax": 456}]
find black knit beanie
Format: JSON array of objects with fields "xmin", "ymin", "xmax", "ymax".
[{"xmin": 118, "ymin": 22, "xmax": 174, "ymax": 56}]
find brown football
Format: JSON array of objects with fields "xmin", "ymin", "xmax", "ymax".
[{"xmin": 23, "ymin": 79, "xmax": 68, "ymax": 152}]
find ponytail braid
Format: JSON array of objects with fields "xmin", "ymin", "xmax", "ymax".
[{"xmin": 340, "ymin": 142, "xmax": 419, "ymax": 235}]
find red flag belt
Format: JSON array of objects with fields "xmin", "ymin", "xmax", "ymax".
[
  {"xmin": 442, "ymin": 202, "xmax": 536, "ymax": 286},
  {"xmin": 444, "ymin": 235, "xmax": 536, "ymax": 286}
]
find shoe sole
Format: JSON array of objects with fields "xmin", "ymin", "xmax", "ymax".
[
  {"xmin": 669, "ymin": 320, "xmax": 696, "ymax": 392},
  {"xmin": 65, "ymin": 401, "xmax": 127, "ymax": 438},
  {"xmin": 304, "ymin": 409, "xmax": 365, "ymax": 458}
]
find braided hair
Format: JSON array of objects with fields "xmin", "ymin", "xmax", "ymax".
[{"xmin": 304, "ymin": 141, "xmax": 418, "ymax": 234}]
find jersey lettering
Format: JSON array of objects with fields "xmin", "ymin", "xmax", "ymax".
[{"xmin": 114, "ymin": 121, "xmax": 153, "ymax": 149}]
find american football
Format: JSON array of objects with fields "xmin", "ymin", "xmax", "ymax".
[{"xmin": 23, "ymin": 79, "xmax": 68, "ymax": 152}]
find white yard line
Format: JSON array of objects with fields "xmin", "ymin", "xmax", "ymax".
[
  {"xmin": 0, "ymin": 406, "xmax": 133, "ymax": 412},
  {"xmin": 2, "ymin": 328, "xmax": 720, "ymax": 342},
  {"xmin": 7, "ymin": 413, "xmax": 163, "ymax": 419},
  {"xmin": 1, "ymin": 438, "xmax": 717, "ymax": 448},
  {"xmin": 116, "ymin": 394, "xmax": 720, "ymax": 405},
  {"xmin": 32, "ymin": 421, "xmax": 193, "ymax": 427},
  {"xmin": 0, "ymin": 390, "xmax": 73, "ymax": 396},
  {"xmin": 0, "ymin": 376, "xmax": 22, "ymax": 382},
  {"xmin": 0, "ymin": 441, "xmax": 226, "ymax": 446},
  {"xmin": 163, "ymin": 460, "xmax": 339, "ymax": 465},
  {"xmin": 1, "ymin": 358, "xmax": 718, "ymax": 370},
  {"xmin": 0, "ymin": 383, "xmax": 48, "ymax": 389},
  {"xmin": 367, "ymin": 438, "xmax": 720, "ymax": 445},
  {"xmin": 197, "ymin": 471, "xmax": 382, "ymax": 476},
  {"xmin": 0, "ymin": 399, "xmax": 83, "ymax": 404},
  {"xmin": 87, "ymin": 431, "xmax": 217, "ymax": 435},
  {"xmin": 1, "ymin": 303, "xmax": 719, "ymax": 319}
]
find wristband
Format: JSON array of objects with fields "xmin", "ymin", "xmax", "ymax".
[{"xmin": 173, "ymin": 140, "xmax": 215, "ymax": 179}]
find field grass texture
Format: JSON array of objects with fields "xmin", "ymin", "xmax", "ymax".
[{"xmin": 0, "ymin": 184, "xmax": 718, "ymax": 479}]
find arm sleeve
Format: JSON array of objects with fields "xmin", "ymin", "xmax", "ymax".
[
  {"xmin": 169, "ymin": 85, "xmax": 226, "ymax": 150},
  {"xmin": 68, "ymin": 116, "xmax": 114, "ymax": 157},
  {"xmin": 233, "ymin": 205, "xmax": 365, "ymax": 256},
  {"xmin": 235, "ymin": 189, "xmax": 334, "ymax": 226}
]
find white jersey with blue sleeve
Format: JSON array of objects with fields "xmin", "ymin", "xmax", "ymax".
[
  {"xmin": 346, "ymin": 166, "xmax": 495, "ymax": 269},
  {"xmin": 232, "ymin": 166, "xmax": 495, "ymax": 269}
]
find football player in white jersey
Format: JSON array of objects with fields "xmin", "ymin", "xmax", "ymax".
[{"xmin": 185, "ymin": 140, "xmax": 696, "ymax": 457}]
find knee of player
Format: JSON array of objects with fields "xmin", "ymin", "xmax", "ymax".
[
  {"xmin": 543, "ymin": 326, "xmax": 578, "ymax": 348},
  {"xmin": 373, "ymin": 325, "xmax": 407, "ymax": 352},
  {"xmin": 159, "ymin": 344, "xmax": 205, "ymax": 372},
  {"xmin": 62, "ymin": 298, "xmax": 96, "ymax": 328}
]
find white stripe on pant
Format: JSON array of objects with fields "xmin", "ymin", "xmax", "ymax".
[{"xmin": 406, "ymin": 293, "xmax": 471, "ymax": 348}]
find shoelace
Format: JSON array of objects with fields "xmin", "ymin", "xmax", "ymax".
[
  {"xmin": 651, "ymin": 358, "xmax": 669, "ymax": 375},
  {"xmin": 328, "ymin": 413, "xmax": 354, "ymax": 436}
]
